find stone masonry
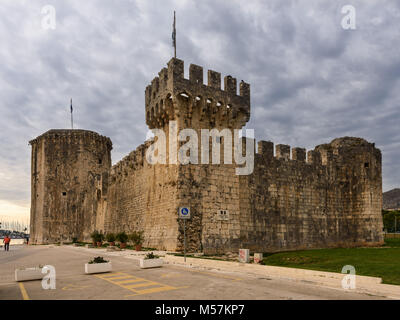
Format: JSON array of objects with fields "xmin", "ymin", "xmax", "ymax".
[{"xmin": 29, "ymin": 58, "xmax": 384, "ymax": 253}]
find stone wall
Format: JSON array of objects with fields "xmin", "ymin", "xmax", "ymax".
[
  {"xmin": 233, "ymin": 137, "xmax": 382, "ymax": 253},
  {"xmin": 103, "ymin": 141, "xmax": 180, "ymax": 250},
  {"xmin": 174, "ymin": 137, "xmax": 383, "ymax": 254}
]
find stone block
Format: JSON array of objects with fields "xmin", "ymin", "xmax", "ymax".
[
  {"xmin": 253, "ymin": 253, "xmax": 263, "ymax": 264},
  {"xmin": 239, "ymin": 249, "xmax": 250, "ymax": 263}
]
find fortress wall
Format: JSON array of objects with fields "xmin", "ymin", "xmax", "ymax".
[
  {"xmin": 105, "ymin": 142, "xmax": 180, "ymax": 250},
  {"xmin": 174, "ymin": 163, "xmax": 241, "ymax": 253},
  {"xmin": 238, "ymin": 145, "xmax": 340, "ymax": 252},
  {"xmin": 166, "ymin": 136, "xmax": 383, "ymax": 255},
  {"xmin": 199, "ymin": 164, "xmax": 242, "ymax": 253},
  {"xmin": 235, "ymin": 138, "xmax": 384, "ymax": 253}
]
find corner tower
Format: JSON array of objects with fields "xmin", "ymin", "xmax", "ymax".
[{"xmin": 29, "ymin": 129, "xmax": 112, "ymax": 244}]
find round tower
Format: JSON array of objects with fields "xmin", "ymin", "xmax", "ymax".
[
  {"xmin": 315, "ymin": 137, "xmax": 384, "ymax": 245},
  {"xmin": 29, "ymin": 129, "xmax": 112, "ymax": 244}
]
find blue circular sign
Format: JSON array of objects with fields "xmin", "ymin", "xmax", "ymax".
[{"xmin": 181, "ymin": 208, "xmax": 189, "ymax": 215}]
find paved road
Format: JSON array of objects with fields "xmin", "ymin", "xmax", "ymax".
[{"xmin": 0, "ymin": 245, "xmax": 390, "ymax": 300}]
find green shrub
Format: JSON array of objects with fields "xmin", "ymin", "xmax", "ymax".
[
  {"xmin": 88, "ymin": 256, "xmax": 109, "ymax": 264},
  {"xmin": 116, "ymin": 231, "xmax": 128, "ymax": 243},
  {"xmin": 105, "ymin": 233, "xmax": 116, "ymax": 243},
  {"xmin": 90, "ymin": 230, "xmax": 99, "ymax": 242},
  {"xmin": 90, "ymin": 230, "xmax": 104, "ymax": 242},
  {"xmin": 145, "ymin": 252, "xmax": 159, "ymax": 260},
  {"xmin": 129, "ymin": 231, "xmax": 144, "ymax": 245}
]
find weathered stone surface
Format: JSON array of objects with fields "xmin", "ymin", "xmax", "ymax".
[
  {"xmin": 29, "ymin": 129, "xmax": 112, "ymax": 244},
  {"xmin": 29, "ymin": 59, "xmax": 384, "ymax": 253}
]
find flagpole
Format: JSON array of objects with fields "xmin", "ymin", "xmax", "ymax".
[
  {"xmin": 173, "ymin": 11, "xmax": 176, "ymax": 58},
  {"xmin": 70, "ymin": 98, "xmax": 73, "ymax": 129}
]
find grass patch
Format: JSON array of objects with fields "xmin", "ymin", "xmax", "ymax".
[
  {"xmin": 383, "ymin": 238, "xmax": 400, "ymax": 247},
  {"xmin": 262, "ymin": 239, "xmax": 400, "ymax": 285}
]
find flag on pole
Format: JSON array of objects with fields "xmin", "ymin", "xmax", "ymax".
[
  {"xmin": 70, "ymin": 98, "xmax": 74, "ymax": 129},
  {"xmin": 172, "ymin": 11, "xmax": 176, "ymax": 58}
]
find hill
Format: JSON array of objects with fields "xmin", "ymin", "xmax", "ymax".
[{"xmin": 383, "ymin": 188, "xmax": 400, "ymax": 210}]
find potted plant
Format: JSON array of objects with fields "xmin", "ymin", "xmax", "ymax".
[
  {"xmin": 90, "ymin": 230, "xmax": 105, "ymax": 247},
  {"xmin": 129, "ymin": 231, "xmax": 144, "ymax": 251},
  {"xmin": 106, "ymin": 233, "xmax": 116, "ymax": 246},
  {"xmin": 98, "ymin": 232, "xmax": 105, "ymax": 247},
  {"xmin": 90, "ymin": 230, "xmax": 100, "ymax": 246},
  {"xmin": 139, "ymin": 252, "xmax": 163, "ymax": 269},
  {"xmin": 116, "ymin": 232, "xmax": 128, "ymax": 249},
  {"xmin": 85, "ymin": 256, "xmax": 112, "ymax": 274}
]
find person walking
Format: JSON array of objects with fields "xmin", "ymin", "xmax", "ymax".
[{"xmin": 3, "ymin": 235, "xmax": 10, "ymax": 251}]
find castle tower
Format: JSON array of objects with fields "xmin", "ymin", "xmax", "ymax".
[
  {"xmin": 144, "ymin": 58, "xmax": 251, "ymax": 252},
  {"xmin": 315, "ymin": 137, "xmax": 384, "ymax": 243},
  {"xmin": 29, "ymin": 129, "xmax": 112, "ymax": 244}
]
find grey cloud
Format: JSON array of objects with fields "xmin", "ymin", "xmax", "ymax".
[{"xmin": 0, "ymin": 0, "xmax": 399, "ymax": 213}]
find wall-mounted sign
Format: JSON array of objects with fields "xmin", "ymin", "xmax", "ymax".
[{"xmin": 178, "ymin": 207, "xmax": 191, "ymax": 219}]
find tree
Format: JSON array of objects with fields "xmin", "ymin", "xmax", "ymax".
[{"xmin": 382, "ymin": 210, "xmax": 400, "ymax": 232}]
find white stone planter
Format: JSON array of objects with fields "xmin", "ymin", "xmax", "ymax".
[
  {"xmin": 139, "ymin": 258, "xmax": 163, "ymax": 269},
  {"xmin": 15, "ymin": 267, "xmax": 44, "ymax": 282},
  {"xmin": 85, "ymin": 262, "xmax": 112, "ymax": 274}
]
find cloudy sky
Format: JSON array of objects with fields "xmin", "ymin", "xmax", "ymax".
[{"xmin": 1, "ymin": 0, "xmax": 399, "ymax": 219}]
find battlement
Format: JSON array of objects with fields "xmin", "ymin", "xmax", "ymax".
[
  {"xmin": 255, "ymin": 137, "xmax": 379, "ymax": 168},
  {"xmin": 145, "ymin": 58, "xmax": 250, "ymax": 129},
  {"xmin": 29, "ymin": 129, "xmax": 113, "ymax": 151},
  {"xmin": 110, "ymin": 140, "xmax": 153, "ymax": 183}
]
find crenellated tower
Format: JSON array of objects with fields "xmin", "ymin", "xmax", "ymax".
[
  {"xmin": 144, "ymin": 58, "xmax": 252, "ymax": 252},
  {"xmin": 145, "ymin": 58, "xmax": 250, "ymax": 131}
]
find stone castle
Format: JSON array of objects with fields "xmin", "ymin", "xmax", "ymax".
[{"xmin": 29, "ymin": 58, "xmax": 384, "ymax": 253}]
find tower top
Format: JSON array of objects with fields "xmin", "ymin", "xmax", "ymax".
[
  {"xmin": 145, "ymin": 58, "xmax": 250, "ymax": 130},
  {"xmin": 29, "ymin": 129, "xmax": 112, "ymax": 151}
]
